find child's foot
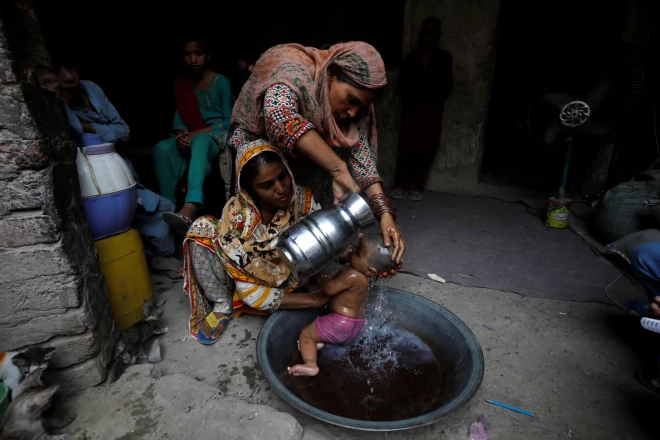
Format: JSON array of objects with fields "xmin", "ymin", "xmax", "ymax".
[
  {"xmin": 297, "ymin": 340, "xmax": 325, "ymax": 351},
  {"xmin": 288, "ymin": 364, "xmax": 320, "ymax": 376}
]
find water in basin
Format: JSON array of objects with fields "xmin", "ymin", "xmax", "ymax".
[{"xmin": 290, "ymin": 282, "xmax": 446, "ymax": 421}]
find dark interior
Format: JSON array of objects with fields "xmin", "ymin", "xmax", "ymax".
[
  {"xmin": 482, "ymin": 0, "xmax": 660, "ymax": 191},
  {"xmin": 34, "ymin": 0, "xmax": 404, "ymax": 194}
]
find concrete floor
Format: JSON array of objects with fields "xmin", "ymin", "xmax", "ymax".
[{"xmin": 61, "ymin": 271, "xmax": 660, "ymax": 440}]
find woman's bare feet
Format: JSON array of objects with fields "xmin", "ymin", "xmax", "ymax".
[
  {"xmin": 288, "ymin": 364, "xmax": 320, "ymax": 376},
  {"xmin": 200, "ymin": 312, "xmax": 228, "ymax": 341}
]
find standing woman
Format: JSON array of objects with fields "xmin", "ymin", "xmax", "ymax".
[
  {"xmin": 229, "ymin": 42, "xmax": 405, "ymax": 264},
  {"xmin": 392, "ymin": 17, "xmax": 453, "ymax": 201},
  {"xmin": 154, "ymin": 37, "xmax": 233, "ymax": 230}
]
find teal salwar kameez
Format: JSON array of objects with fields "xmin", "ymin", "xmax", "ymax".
[{"xmin": 154, "ymin": 73, "xmax": 232, "ymax": 206}]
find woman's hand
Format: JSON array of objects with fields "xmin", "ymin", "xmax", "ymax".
[
  {"xmin": 294, "ymin": 131, "xmax": 360, "ymax": 204},
  {"xmin": 380, "ymin": 213, "xmax": 405, "ymax": 265},
  {"xmin": 176, "ymin": 131, "xmax": 191, "ymax": 148},
  {"xmin": 331, "ymin": 166, "xmax": 361, "ymax": 204}
]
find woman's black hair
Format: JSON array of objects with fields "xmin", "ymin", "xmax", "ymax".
[
  {"xmin": 334, "ymin": 68, "xmax": 362, "ymax": 89},
  {"xmin": 239, "ymin": 151, "xmax": 284, "ymax": 201},
  {"xmin": 51, "ymin": 52, "xmax": 78, "ymax": 73},
  {"xmin": 421, "ymin": 17, "xmax": 441, "ymax": 31},
  {"xmin": 179, "ymin": 30, "xmax": 210, "ymax": 52},
  {"xmin": 333, "ymin": 66, "xmax": 384, "ymax": 100}
]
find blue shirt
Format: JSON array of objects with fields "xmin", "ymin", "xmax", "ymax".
[{"xmin": 64, "ymin": 80, "xmax": 130, "ymax": 144}]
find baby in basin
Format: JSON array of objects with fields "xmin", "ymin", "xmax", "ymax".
[{"xmin": 288, "ymin": 232, "xmax": 397, "ymax": 377}]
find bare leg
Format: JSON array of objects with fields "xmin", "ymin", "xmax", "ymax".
[
  {"xmin": 288, "ymin": 321, "xmax": 322, "ymax": 376},
  {"xmin": 297, "ymin": 339, "xmax": 324, "ymax": 351}
]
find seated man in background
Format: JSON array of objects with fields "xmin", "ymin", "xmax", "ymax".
[
  {"xmin": 54, "ymin": 57, "xmax": 182, "ymax": 278},
  {"xmin": 55, "ymin": 58, "xmax": 129, "ymax": 144}
]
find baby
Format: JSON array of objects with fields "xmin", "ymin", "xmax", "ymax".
[{"xmin": 288, "ymin": 233, "xmax": 383, "ymax": 377}]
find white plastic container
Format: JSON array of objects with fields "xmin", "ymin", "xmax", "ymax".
[{"xmin": 75, "ymin": 137, "xmax": 137, "ymax": 241}]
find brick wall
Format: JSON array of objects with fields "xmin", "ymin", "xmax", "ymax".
[{"xmin": 0, "ymin": 0, "xmax": 117, "ymax": 393}]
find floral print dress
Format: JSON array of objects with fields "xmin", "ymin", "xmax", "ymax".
[{"xmin": 228, "ymin": 83, "xmax": 383, "ymax": 206}]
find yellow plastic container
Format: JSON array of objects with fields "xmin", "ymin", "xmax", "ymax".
[{"xmin": 93, "ymin": 229, "xmax": 153, "ymax": 332}]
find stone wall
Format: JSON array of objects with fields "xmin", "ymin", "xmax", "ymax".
[
  {"xmin": 0, "ymin": 1, "xmax": 117, "ymax": 393},
  {"xmin": 373, "ymin": 68, "xmax": 401, "ymax": 187},
  {"xmin": 376, "ymin": 0, "xmax": 501, "ymax": 192}
]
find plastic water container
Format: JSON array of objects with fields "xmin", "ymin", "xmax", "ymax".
[
  {"xmin": 76, "ymin": 136, "xmax": 137, "ymax": 241},
  {"xmin": 93, "ymin": 229, "xmax": 153, "ymax": 332}
]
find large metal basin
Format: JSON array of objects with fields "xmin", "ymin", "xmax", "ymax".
[{"xmin": 256, "ymin": 287, "xmax": 484, "ymax": 431}]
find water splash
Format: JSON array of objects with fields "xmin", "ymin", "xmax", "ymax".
[
  {"xmin": 347, "ymin": 279, "xmax": 401, "ymax": 376},
  {"xmin": 367, "ymin": 278, "xmax": 395, "ymax": 324}
]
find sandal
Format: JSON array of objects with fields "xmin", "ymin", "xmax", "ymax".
[
  {"xmin": 407, "ymin": 190, "xmax": 424, "ymax": 201},
  {"xmin": 163, "ymin": 212, "xmax": 193, "ymax": 232},
  {"xmin": 391, "ymin": 188, "xmax": 406, "ymax": 200},
  {"xmin": 197, "ymin": 313, "xmax": 230, "ymax": 345}
]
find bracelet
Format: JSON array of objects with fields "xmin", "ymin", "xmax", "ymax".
[{"xmin": 369, "ymin": 193, "xmax": 396, "ymax": 221}]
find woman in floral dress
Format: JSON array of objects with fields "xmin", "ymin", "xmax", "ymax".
[
  {"xmin": 229, "ymin": 41, "xmax": 406, "ymax": 264},
  {"xmin": 183, "ymin": 140, "xmax": 330, "ymax": 344}
]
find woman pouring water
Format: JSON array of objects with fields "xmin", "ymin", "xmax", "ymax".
[
  {"xmin": 229, "ymin": 41, "xmax": 405, "ymax": 264},
  {"xmin": 184, "ymin": 140, "xmax": 378, "ymax": 344}
]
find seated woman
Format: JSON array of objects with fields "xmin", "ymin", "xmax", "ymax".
[
  {"xmin": 184, "ymin": 140, "xmax": 343, "ymax": 344},
  {"xmin": 154, "ymin": 37, "xmax": 232, "ymax": 231}
]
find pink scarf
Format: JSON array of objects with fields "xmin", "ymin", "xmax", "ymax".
[{"xmin": 231, "ymin": 42, "xmax": 387, "ymax": 148}]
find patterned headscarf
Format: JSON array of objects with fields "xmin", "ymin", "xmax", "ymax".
[
  {"xmin": 183, "ymin": 141, "xmax": 317, "ymax": 334},
  {"xmin": 231, "ymin": 42, "xmax": 387, "ymax": 149}
]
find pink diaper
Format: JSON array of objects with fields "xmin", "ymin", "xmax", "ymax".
[{"xmin": 315, "ymin": 312, "xmax": 365, "ymax": 345}]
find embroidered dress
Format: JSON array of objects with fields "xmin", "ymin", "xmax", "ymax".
[
  {"xmin": 182, "ymin": 140, "xmax": 320, "ymax": 338},
  {"xmin": 229, "ymin": 42, "xmax": 386, "ymax": 206}
]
